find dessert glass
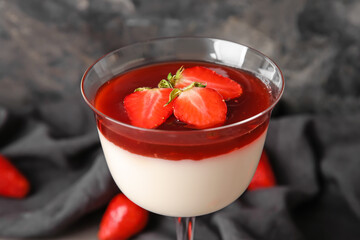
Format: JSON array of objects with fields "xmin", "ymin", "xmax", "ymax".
[{"xmin": 81, "ymin": 37, "xmax": 284, "ymax": 240}]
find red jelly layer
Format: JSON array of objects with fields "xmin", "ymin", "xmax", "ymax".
[{"xmin": 95, "ymin": 61, "xmax": 272, "ymax": 160}]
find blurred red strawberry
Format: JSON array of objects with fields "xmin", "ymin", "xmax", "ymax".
[
  {"xmin": 0, "ymin": 154, "xmax": 30, "ymax": 198},
  {"xmin": 98, "ymin": 193, "xmax": 149, "ymax": 240},
  {"xmin": 248, "ymin": 150, "xmax": 276, "ymax": 191}
]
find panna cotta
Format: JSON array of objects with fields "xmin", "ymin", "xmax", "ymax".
[
  {"xmin": 94, "ymin": 61, "xmax": 272, "ymax": 217},
  {"xmin": 99, "ymin": 129, "xmax": 267, "ymax": 217}
]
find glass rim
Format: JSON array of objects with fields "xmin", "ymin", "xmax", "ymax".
[{"xmin": 80, "ymin": 36, "xmax": 285, "ymax": 133}]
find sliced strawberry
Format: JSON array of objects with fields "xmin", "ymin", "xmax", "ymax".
[
  {"xmin": 124, "ymin": 88, "xmax": 174, "ymax": 129},
  {"xmin": 247, "ymin": 150, "xmax": 276, "ymax": 191},
  {"xmin": 0, "ymin": 154, "xmax": 30, "ymax": 198},
  {"xmin": 173, "ymin": 87, "xmax": 227, "ymax": 129},
  {"xmin": 174, "ymin": 66, "xmax": 243, "ymax": 100},
  {"xmin": 98, "ymin": 193, "xmax": 149, "ymax": 240}
]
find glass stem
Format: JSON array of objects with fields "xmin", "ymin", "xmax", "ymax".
[{"xmin": 176, "ymin": 217, "xmax": 196, "ymax": 240}]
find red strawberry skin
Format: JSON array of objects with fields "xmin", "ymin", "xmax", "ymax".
[
  {"xmin": 173, "ymin": 87, "xmax": 227, "ymax": 129},
  {"xmin": 175, "ymin": 66, "xmax": 243, "ymax": 100},
  {"xmin": 124, "ymin": 88, "xmax": 173, "ymax": 129},
  {"xmin": 0, "ymin": 154, "xmax": 30, "ymax": 198},
  {"xmin": 247, "ymin": 150, "xmax": 276, "ymax": 191},
  {"xmin": 98, "ymin": 193, "xmax": 149, "ymax": 240}
]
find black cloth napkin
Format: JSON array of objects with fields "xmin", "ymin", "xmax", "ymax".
[
  {"xmin": 1, "ymin": 104, "xmax": 360, "ymax": 240},
  {"xmin": 0, "ymin": 100, "xmax": 119, "ymax": 237},
  {"xmin": 1, "ymin": 0, "xmax": 360, "ymax": 239}
]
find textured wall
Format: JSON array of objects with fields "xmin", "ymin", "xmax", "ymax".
[{"xmin": 1, "ymin": 0, "xmax": 360, "ymax": 114}]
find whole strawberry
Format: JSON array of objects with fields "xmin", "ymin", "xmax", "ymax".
[
  {"xmin": 247, "ymin": 150, "xmax": 276, "ymax": 191},
  {"xmin": 0, "ymin": 154, "xmax": 30, "ymax": 198},
  {"xmin": 98, "ymin": 193, "xmax": 149, "ymax": 240}
]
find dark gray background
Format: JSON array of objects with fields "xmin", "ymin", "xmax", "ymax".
[{"xmin": 0, "ymin": 0, "xmax": 360, "ymax": 239}]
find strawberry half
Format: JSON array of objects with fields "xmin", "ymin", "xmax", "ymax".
[
  {"xmin": 173, "ymin": 85, "xmax": 227, "ymax": 129},
  {"xmin": 173, "ymin": 66, "xmax": 243, "ymax": 100},
  {"xmin": 0, "ymin": 154, "xmax": 30, "ymax": 198},
  {"xmin": 124, "ymin": 88, "xmax": 174, "ymax": 129}
]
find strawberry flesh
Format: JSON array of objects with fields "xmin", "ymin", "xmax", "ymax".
[
  {"xmin": 173, "ymin": 87, "xmax": 227, "ymax": 129},
  {"xmin": 175, "ymin": 66, "xmax": 243, "ymax": 100},
  {"xmin": 124, "ymin": 88, "xmax": 174, "ymax": 129}
]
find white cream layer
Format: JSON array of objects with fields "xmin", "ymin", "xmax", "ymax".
[{"xmin": 98, "ymin": 129, "xmax": 267, "ymax": 217}]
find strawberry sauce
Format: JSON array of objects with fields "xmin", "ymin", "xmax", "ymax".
[{"xmin": 95, "ymin": 61, "xmax": 271, "ymax": 160}]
